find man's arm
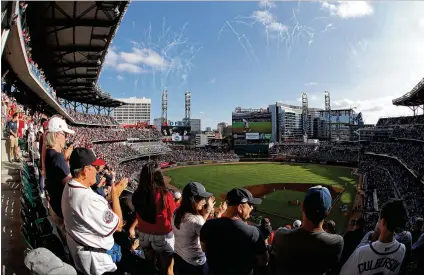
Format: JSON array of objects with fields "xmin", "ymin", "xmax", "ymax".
[
  {"xmin": 253, "ymin": 227, "xmax": 269, "ymax": 267},
  {"xmin": 110, "ymin": 178, "xmax": 128, "ymax": 232}
]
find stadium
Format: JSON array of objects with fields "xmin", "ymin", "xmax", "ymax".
[{"xmin": 1, "ymin": 1, "xmax": 424, "ymax": 275}]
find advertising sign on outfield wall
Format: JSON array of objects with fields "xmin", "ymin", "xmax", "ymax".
[{"xmin": 246, "ymin": 133, "xmax": 260, "ymax": 140}]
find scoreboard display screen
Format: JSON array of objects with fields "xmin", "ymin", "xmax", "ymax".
[{"xmin": 161, "ymin": 126, "xmax": 191, "ymax": 142}]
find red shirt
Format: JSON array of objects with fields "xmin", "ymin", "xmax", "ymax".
[{"xmin": 136, "ymin": 191, "xmax": 176, "ymax": 235}]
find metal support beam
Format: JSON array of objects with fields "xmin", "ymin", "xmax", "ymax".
[
  {"xmin": 53, "ymin": 62, "xmax": 100, "ymax": 68},
  {"xmin": 45, "ymin": 18, "xmax": 119, "ymax": 28},
  {"xmin": 51, "ymin": 45, "xmax": 105, "ymax": 52},
  {"xmin": 55, "ymin": 74, "xmax": 97, "ymax": 79}
]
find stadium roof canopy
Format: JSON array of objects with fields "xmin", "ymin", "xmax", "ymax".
[
  {"xmin": 24, "ymin": 1, "xmax": 129, "ymax": 108},
  {"xmin": 392, "ymin": 78, "xmax": 424, "ymax": 106}
]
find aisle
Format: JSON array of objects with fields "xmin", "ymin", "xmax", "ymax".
[{"xmin": 1, "ymin": 162, "xmax": 29, "ymax": 275}]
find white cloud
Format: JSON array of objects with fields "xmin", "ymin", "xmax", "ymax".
[
  {"xmin": 116, "ymin": 63, "xmax": 144, "ymax": 74},
  {"xmin": 120, "ymin": 48, "xmax": 169, "ymax": 69},
  {"xmin": 253, "ymin": 10, "xmax": 275, "ymax": 25},
  {"xmin": 321, "ymin": 1, "xmax": 373, "ymax": 19},
  {"xmin": 328, "ymin": 2, "xmax": 424, "ymax": 123},
  {"xmin": 258, "ymin": 0, "xmax": 276, "ymax": 9},
  {"xmin": 304, "ymin": 82, "xmax": 318, "ymax": 86},
  {"xmin": 104, "ymin": 47, "xmax": 118, "ymax": 67},
  {"xmin": 332, "ymin": 97, "xmax": 412, "ymax": 125},
  {"xmin": 252, "ymin": 9, "xmax": 288, "ymax": 35},
  {"xmin": 117, "ymin": 75, "xmax": 124, "ymax": 81},
  {"xmin": 209, "ymin": 78, "xmax": 216, "ymax": 85},
  {"xmin": 419, "ymin": 18, "xmax": 424, "ymax": 28}
]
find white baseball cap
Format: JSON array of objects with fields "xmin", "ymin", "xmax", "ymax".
[
  {"xmin": 293, "ymin": 220, "xmax": 302, "ymax": 228},
  {"xmin": 174, "ymin": 191, "xmax": 182, "ymax": 199},
  {"xmin": 48, "ymin": 117, "xmax": 75, "ymax": 135}
]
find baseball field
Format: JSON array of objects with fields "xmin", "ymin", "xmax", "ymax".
[{"xmin": 165, "ymin": 163, "xmax": 359, "ymax": 233}]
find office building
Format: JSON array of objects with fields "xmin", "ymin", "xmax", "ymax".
[
  {"xmin": 113, "ymin": 97, "xmax": 151, "ymax": 124},
  {"xmin": 182, "ymin": 118, "xmax": 201, "ymax": 133},
  {"xmin": 153, "ymin": 117, "xmax": 163, "ymax": 129},
  {"xmin": 217, "ymin": 122, "xmax": 227, "ymax": 136}
]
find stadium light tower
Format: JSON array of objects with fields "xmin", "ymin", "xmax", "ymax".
[
  {"xmin": 324, "ymin": 91, "xmax": 331, "ymax": 140},
  {"xmin": 302, "ymin": 93, "xmax": 308, "ymax": 137},
  {"xmin": 161, "ymin": 89, "xmax": 168, "ymax": 125},
  {"xmin": 185, "ymin": 91, "xmax": 191, "ymax": 126}
]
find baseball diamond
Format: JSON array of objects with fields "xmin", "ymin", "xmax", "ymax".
[{"xmin": 164, "ymin": 163, "xmax": 358, "ymax": 232}]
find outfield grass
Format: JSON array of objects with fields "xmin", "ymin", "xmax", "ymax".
[{"xmin": 165, "ymin": 163, "xmax": 357, "ymax": 232}]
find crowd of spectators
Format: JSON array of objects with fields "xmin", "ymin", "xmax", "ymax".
[
  {"xmin": 377, "ymin": 115, "xmax": 424, "ymax": 141},
  {"xmin": 69, "ymin": 126, "xmax": 163, "ymax": 142},
  {"xmin": 18, "ymin": 2, "xmax": 59, "ymax": 103},
  {"xmin": 269, "ymin": 143, "xmax": 360, "ymax": 162},
  {"xmin": 67, "ymin": 109, "xmax": 119, "ymax": 126},
  {"xmin": 364, "ymin": 142, "xmax": 424, "ymax": 175}
]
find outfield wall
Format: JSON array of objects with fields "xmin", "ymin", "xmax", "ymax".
[{"xmin": 240, "ymin": 156, "xmax": 358, "ymax": 168}]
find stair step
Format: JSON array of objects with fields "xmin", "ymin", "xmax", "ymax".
[{"xmin": 1, "ymin": 174, "xmax": 21, "ymax": 183}]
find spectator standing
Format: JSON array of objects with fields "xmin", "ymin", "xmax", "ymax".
[
  {"xmin": 44, "ymin": 117, "xmax": 74, "ymax": 233},
  {"xmin": 394, "ymin": 226, "xmax": 412, "ymax": 268},
  {"xmin": 340, "ymin": 217, "xmax": 366, "ymax": 267},
  {"xmin": 325, "ymin": 220, "xmax": 337, "ymax": 234},
  {"xmin": 129, "ymin": 162, "xmax": 177, "ymax": 275},
  {"xmin": 340, "ymin": 199, "xmax": 408, "ymax": 275},
  {"xmin": 174, "ymin": 191, "xmax": 182, "ymax": 208},
  {"xmin": 272, "ymin": 186, "xmax": 344, "ymax": 275},
  {"xmin": 200, "ymin": 188, "xmax": 268, "ymax": 275},
  {"xmin": 172, "ymin": 182, "xmax": 214, "ymax": 275},
  {"xmin": 7, "ymin": 113, "xmax": 20, "ymax": 162},
  {"xmin": 292, "ymin": 220, "xmax": 301, "ymax": 229},
  {"xmin": 411, "ymin": 217, "xmax": 423, "ymax": 244},
  {"xmin": 62, "ymin": 148, "xmax": 127, "ymax": 275}
]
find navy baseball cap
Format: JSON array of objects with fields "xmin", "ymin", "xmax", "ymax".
[
  {"xmin": 69, "ymin": 148, "xmax": 97, "ymax": 172},
  {"xmin": 303, "ymin": 185, "xmax": 332, "ymax": 220},
  {"xmin": 183, "ymin": 182, "xmax": 213, "ymax": 198},
  {"xmin": 226, "ymin": 188, "xmax": 262, "ymax": 206}
]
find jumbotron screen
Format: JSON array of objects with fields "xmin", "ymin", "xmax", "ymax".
[
  {"xmin": 232, "ymin": 111, "xmax": 272, "ymax": 138},
  {"xmin": 161, "ymin": 126, "xmax": 191, "ymax": 142}
]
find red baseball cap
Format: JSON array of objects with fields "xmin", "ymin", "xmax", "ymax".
[{"xmin": 92, "ymin": 159, "xmax": 106, "ymax": 166}]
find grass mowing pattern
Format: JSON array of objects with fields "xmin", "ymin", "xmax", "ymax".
[{"xmin": 165, "ymin": 163, "xmax": 357, "ymax": 233}]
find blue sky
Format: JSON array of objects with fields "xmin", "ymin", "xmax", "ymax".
[{"xmin": 99, "ymin": 1, "xmax": 424, "ymax": 129}]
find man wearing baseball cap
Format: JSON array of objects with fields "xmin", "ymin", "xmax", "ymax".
[
  {"xmin": 272, "ymin": 185, "xmax": 343, "ymax": 275},
  {"xmin": 200, "ymin": 188, "xmax": 268, "ymax": 275},
  {"xmin": 62, "ymin": 148, "xmax": 128, "ymax": 275}
]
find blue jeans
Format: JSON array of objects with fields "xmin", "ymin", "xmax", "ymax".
[{"xmin": 174, "ymin": 253, "xmax": 208, "ymax": 275}]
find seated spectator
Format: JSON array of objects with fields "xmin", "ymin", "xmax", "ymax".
[
  {"xmin": 172, "ymin": 182, "xmax": 214, "ymax": 275},
  {"xmin": 62, "ymin": 148, "xmax": 128, "ymax": 275},
  {"xmin": 272, "ymin": 186, "xmax": 344, "ymax": 275},
  {"xmin": 340, "ymin": 199, "xmax": 408, "ymax": 275},
  {"xmin": 129, "ymin": 162, "xmax": 177, "ymax": 275},
  {"xmin": 200, "ymin": 188, "xmax": 268, "ymax": 275}
]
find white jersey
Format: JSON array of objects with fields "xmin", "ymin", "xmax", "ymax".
[
  {"xmin": 62, "ymin": 179, "xmax": 120, "ymax": 275},
  {"xmin": 340, "ymin": 239, "xmax": 405, "ymax": 275}
]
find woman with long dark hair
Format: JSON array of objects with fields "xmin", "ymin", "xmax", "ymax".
[
  {"xmin": 129, "ymin": 161, "xmax": 176, "ymax": 275},
  {"xmin": 172, "ymin": 182, "xmax": 215, "ymax": 275}
]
